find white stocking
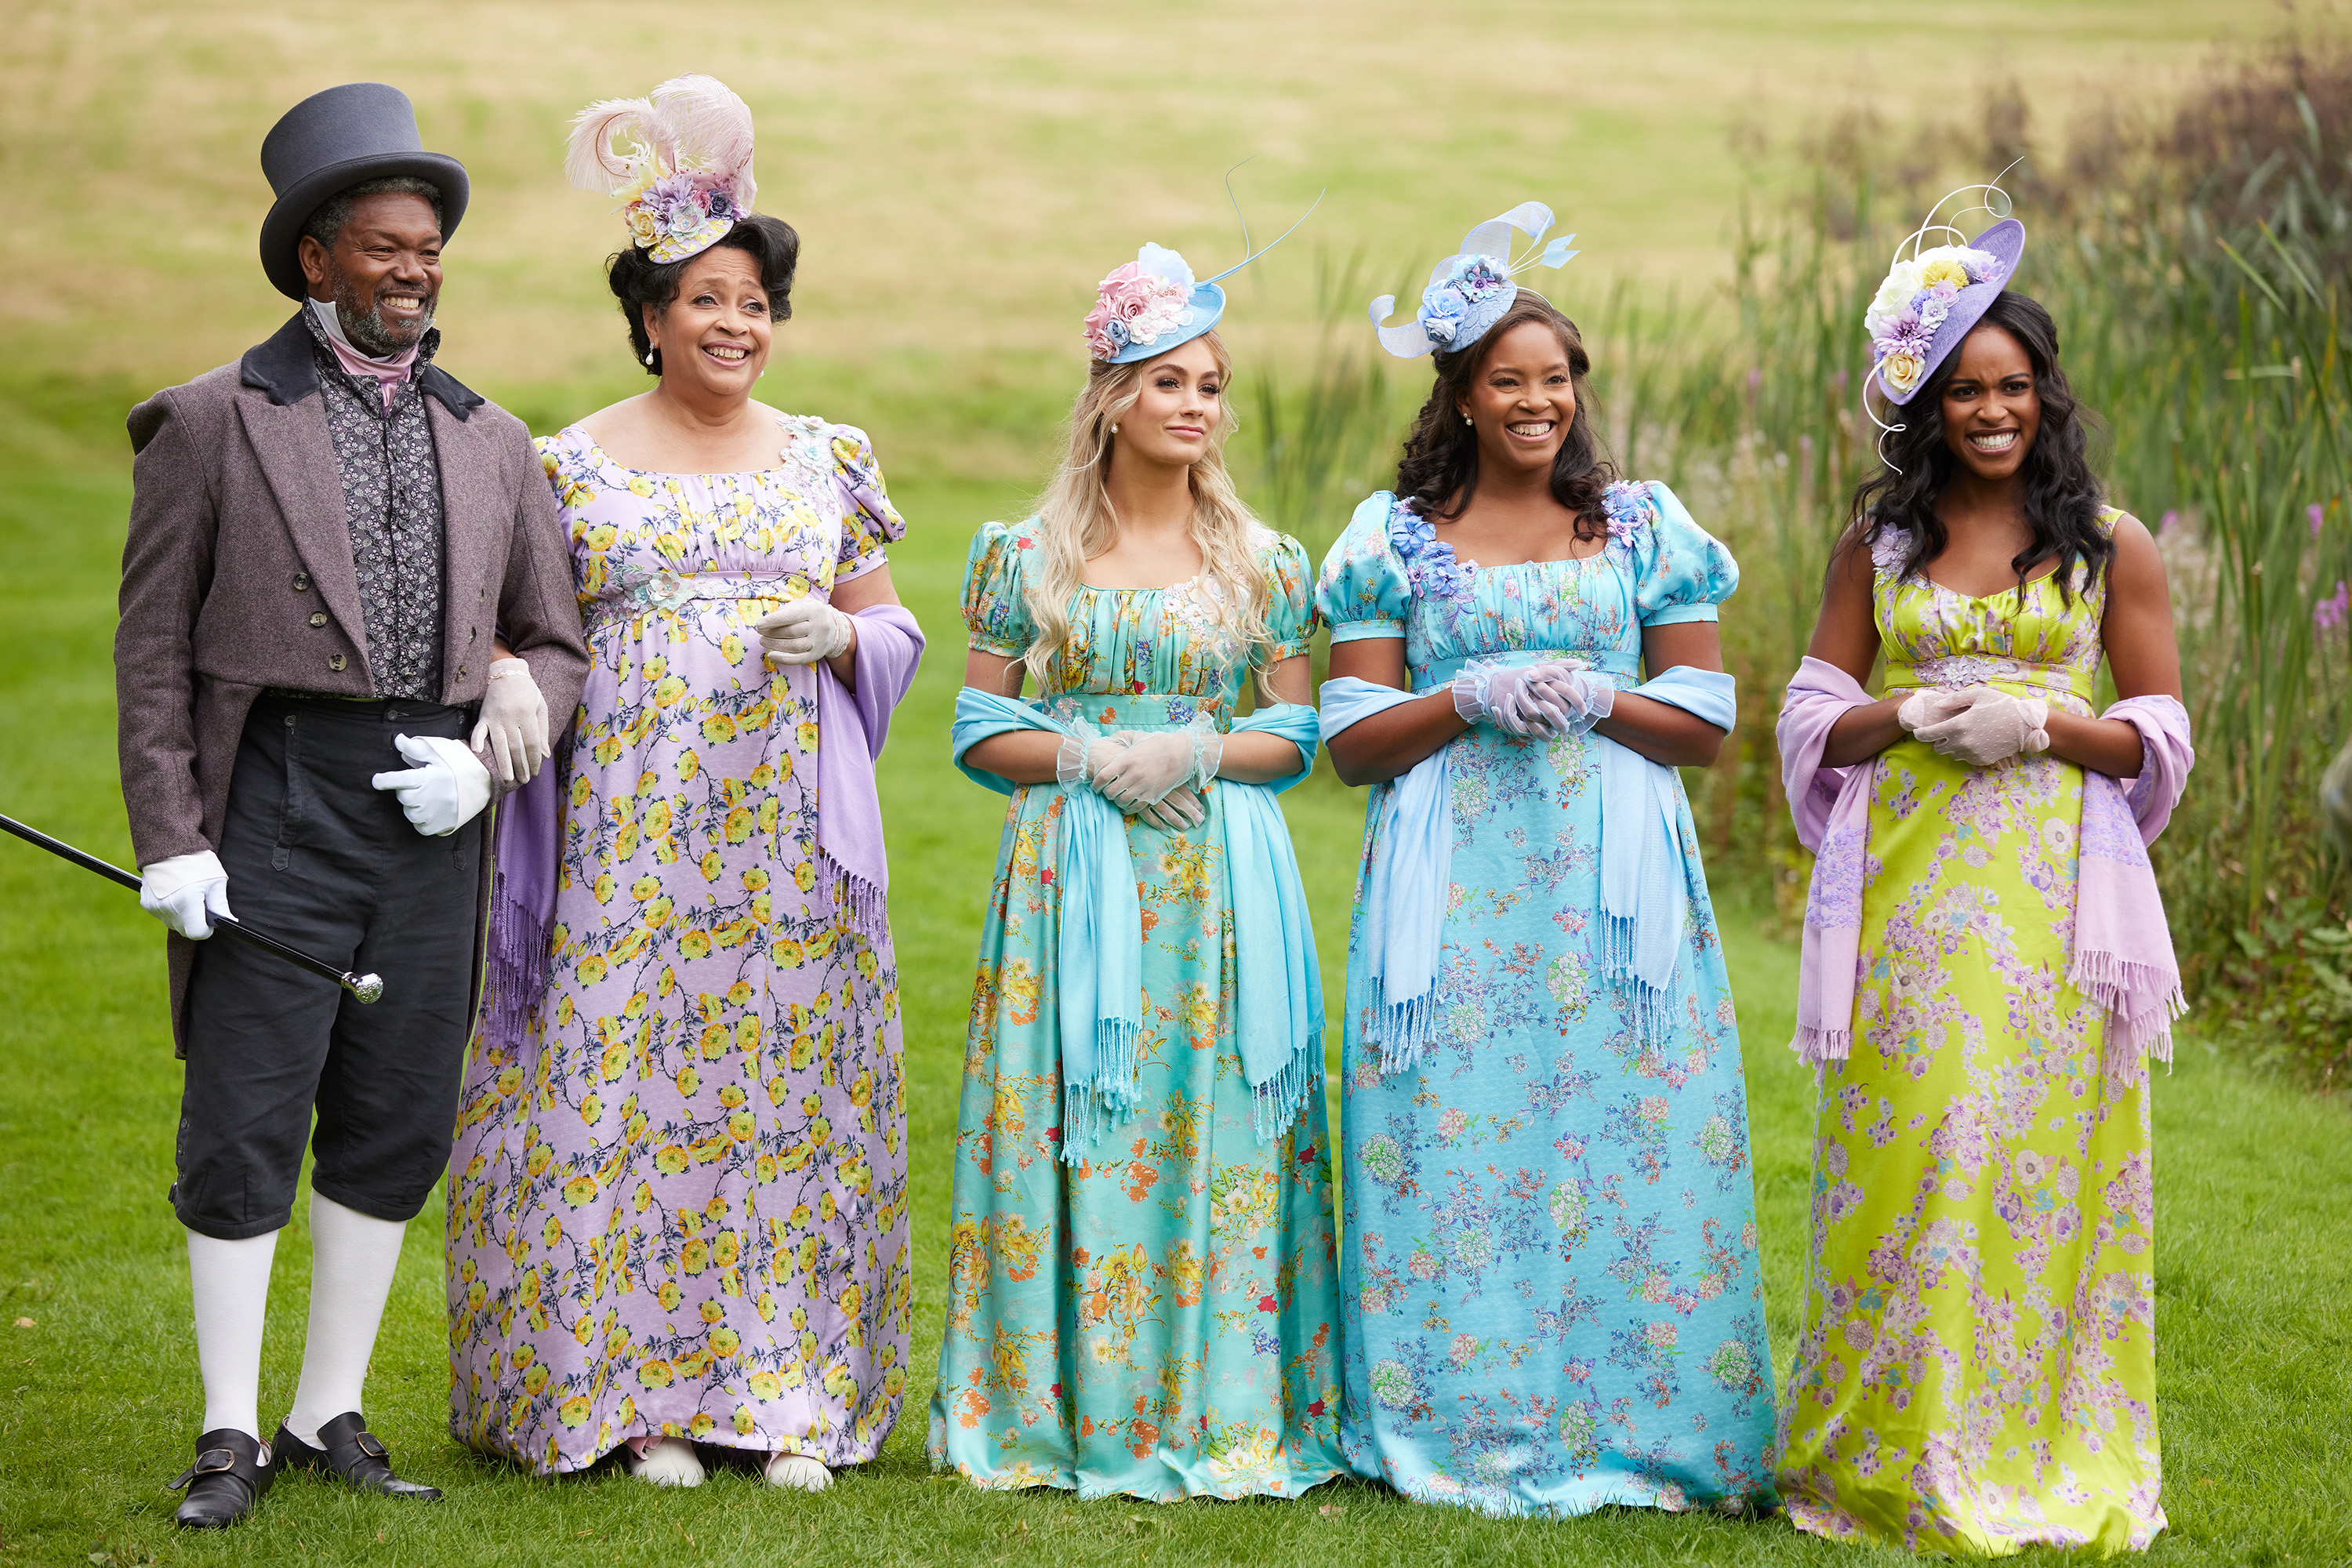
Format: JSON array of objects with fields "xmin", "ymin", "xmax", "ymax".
[
  {"xmin": 284, "ymin": 1193, "xmax": 406, "ymax": 1447},
  {"xmin": 186, "ymin": 1227, "xmax": 279, "ymax": 1442},
  {"xmin": 765, "ymin": 1454, "xmax": 832, "ymax": 1491}
]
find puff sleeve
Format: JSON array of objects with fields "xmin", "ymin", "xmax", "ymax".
[
  {"xmin": 1627, "ymin": 481, "xmax": 1739, "ymax": 627},
  {"xmin": 1258, "ymin": 531, "xmax": 1319, "ymax": 665},
  {"xmin": 960, "ymin": 517, "xmax": 1038, "ymax": 657},
  {"xmin": 829, "ymin": 425, "xmax": 906, "ymax": 582},
  {"xmin": 1314, "ymin": 492, "xmax": 1415, "ymax": 644}
]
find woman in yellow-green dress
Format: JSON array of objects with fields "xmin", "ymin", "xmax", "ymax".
[{"xmin": 1774, "ymin": 202, "xmax": 2193, "ymax": 1555}]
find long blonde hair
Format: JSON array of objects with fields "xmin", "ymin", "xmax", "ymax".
[{"xmin": 1019, "ymin": 332, "xmax": 1274, "ymax": 695}]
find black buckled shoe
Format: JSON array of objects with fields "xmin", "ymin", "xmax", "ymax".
[
  {"xmin": 170, "ymin": 1427, "xmax": 274, "ymax": 1528},
  {"xmin": 271, "ymin": 1411, "xmax": 443, "ymax": 1500}
]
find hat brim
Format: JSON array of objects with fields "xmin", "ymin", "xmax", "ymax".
[
  {"xmin": 260, "ymin": 150, "xmax": 470, "ymax": 301},
  {"xmin": 1105, "ymin": 283, "xmax": 1226, "ymax": 365},
  {"xmin": 1876, "ymin": 218, "xmax": 2025, "ymax": 407}
]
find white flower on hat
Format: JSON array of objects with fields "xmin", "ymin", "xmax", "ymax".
[
  {"xmin": 1864, "ymin": 259, "xmax": 1925, "ymax": 339},
  {"xmin": 1879, "ymin": 344, "xmax": 1929, "ymax": 397}
]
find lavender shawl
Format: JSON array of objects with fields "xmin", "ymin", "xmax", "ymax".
[
  {"xmin": 1776, "ymin": 655, "xmax": 2192, "ymax": 1085},
  {"xmin": 482, "ymin": 603, "xmax": 924, "ymax": 1055}
]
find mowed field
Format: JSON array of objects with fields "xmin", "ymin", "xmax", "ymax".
[
  {"xmin": 5, "ymin": 2, "xmax": 2350, "ymax": 1564},
  {"xmin": 0, "ymin": 0, "xmax": 2259, "ymax": 480}
]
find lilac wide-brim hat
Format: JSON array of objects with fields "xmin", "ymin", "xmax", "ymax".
[{"xmin": 1865, "ymin": 216, "xmax": 2025, "ymax": 406}]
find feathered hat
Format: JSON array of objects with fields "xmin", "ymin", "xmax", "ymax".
[
  {"xmin": 1082, "ymin": 181, "xmax": 1320, "ymax": 364},
  {"xmin": 1370, "ymin": 202, "xmax": 1578, "ymax": 359},
  {"xmin": 565, "ymin": 74, "xmax": 757, "ymax": 263}
]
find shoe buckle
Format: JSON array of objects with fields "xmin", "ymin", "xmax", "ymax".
[
  {"xmin": 354, "ymin": 1432, "xmax": 388, "ymax": 1460},
  {"xmin": 180, "ymin": 1446, "xmax": 238, "ymax": 1483}
]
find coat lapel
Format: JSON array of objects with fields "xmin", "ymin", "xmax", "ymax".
[
  {"xmin": 233, "ymin": 392, "xmax": 371, "ymax": 683},
  {"xmin": 430, "ymin": 395, "xmax": 506, "ymax": 692}
]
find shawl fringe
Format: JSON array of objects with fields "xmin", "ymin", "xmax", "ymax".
[
  {"xmin": 1059, "ymin": 1017, "xmax": 1140, "ymax": 1164},
  {"xmin": 822, "ymin": 848, "xmax": 891, "ymax": 944},
  {"xmin": 483, "ymin": 865, "xmax": 550, "ymax": 1049},
  {"xmin": 1250, "ymin": 1037, "xmax": 1322, "ymax": 1144}
]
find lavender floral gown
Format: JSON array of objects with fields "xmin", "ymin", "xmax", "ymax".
[
  {"xmin": 1315, "ymin": 483, "xmax": 1779, "ymax": 1517},
  {"xmin": 445, "ymin": 417, "xmax": 911, "ymax": 1474}
]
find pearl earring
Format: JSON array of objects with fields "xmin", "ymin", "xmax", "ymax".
[
  {"xmin": 1463, "ymin": 415, "xmax": 1472, "ymax": 426},
  {"xmin": 1110, "ymin": 423, "xmax": 1120, "ymax": 434},
  {"xmin": 645, "ymin": 350, "xmax": 656, "ymax": 366}
]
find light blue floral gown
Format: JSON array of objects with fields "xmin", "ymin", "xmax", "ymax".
[{"xmin": 1315, "ymin": 482, "xmax": 1780, "ymax": 1517}]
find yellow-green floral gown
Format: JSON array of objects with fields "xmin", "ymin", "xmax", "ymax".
[
  {"xmin": 928, "ymin": 518, "xmax": 1348, "ymax": 1501},
  {"xmin": 1779, "ymin": 514, "xmax": 2165, "ymax": 1555}
]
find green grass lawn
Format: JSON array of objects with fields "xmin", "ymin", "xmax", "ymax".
[{"xmin": 1, "ymin": 425, "xmax": 2348, "ymax": 1566}]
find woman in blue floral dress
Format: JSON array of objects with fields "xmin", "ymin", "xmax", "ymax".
[
  {"xmin": 931, "ymin": 241, "xmax": 1344, "ymax": 1501},
  {"xmin": 1319, "ymin": 213, "xmax": 1779, "ymax": 1516}
]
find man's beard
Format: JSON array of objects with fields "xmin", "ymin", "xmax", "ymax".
[{"xmin": 331, "ymin": 272, "xmax": 435, "ymax": 358}]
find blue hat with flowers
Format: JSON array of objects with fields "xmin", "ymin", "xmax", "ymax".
[
  {"xmin": 1082, "ymin": 187, "xmax": 1321, "ymax": 364},
  {"xmin": 1370, "ymin": 201, "xmax": 1579, "ymax": 359},
  {"xmin": 1864, "ymin": 184, "xmax": 2024, "ymax": 407}
]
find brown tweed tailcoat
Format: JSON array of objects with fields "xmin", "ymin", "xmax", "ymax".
[{"xmin": 118, "ymin": 310, "xmax": 589, "ymax": 1054}]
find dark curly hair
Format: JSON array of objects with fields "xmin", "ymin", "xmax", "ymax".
[
  {"xmin": 608, "ymin": 214, "xmax": 800, "ymax": 376},
  {"xmin": 1395, "ymin": 293, "xmax": 1615, "ymax": 538},
  {"xmin": 1854, "ymin": 292, "xmax": 2110, "ymax": 601}
]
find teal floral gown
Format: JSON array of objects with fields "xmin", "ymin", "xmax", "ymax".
[
  {"xmin": 928, "ymin": 518, "xmax": 1348, "ymax": 1501},
  {"xmin": 1315, "ymin": 483, "xmax": 1780, "ymax": 1517}
]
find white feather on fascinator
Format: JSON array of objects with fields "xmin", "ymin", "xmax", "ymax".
[{"xmin": 564, "ymin": 74, "xmax": 757, "ymax": 262}]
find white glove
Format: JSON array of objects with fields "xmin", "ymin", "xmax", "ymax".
[
  {"xmin": 470, "ymin": 657, "xmax": 550, "ymax": 786},
  {"xmin": 1094, "ymin": 729, "xmax": 1207, "ymax": 810},
  {"xmin": 753, "ymin": 597, "xmax": 856, "ymax": 666},
  {"xmin": 1896, "ymin": 688, "xmax": 1973, "ymax": 735},
  {"xmin": 1911, "ymin": 686, "xmax": 2050, "ymax": 767},
  {"xmin": 139, "ymin": 850, "xmax": 234, "ymax": 940},
  {"xmin": 1454, "ymin": 660, "xmax": 1585, "ymax": 737},
  {"xmin": 1527, "ymin": 666, "xmax": 1617, "ymax": 737},
  {"xmin": 1060, "ymin": 730, "xmax": 1206, "ymax": 830},
  {"xmin": 371, "ymin": 733, "xmax": 494, "ymax": 837}
]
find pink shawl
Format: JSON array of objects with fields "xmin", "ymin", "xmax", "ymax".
[{"xmin": 1776, "ymin": 655, "xmax": 2192, "ymax": 1085}]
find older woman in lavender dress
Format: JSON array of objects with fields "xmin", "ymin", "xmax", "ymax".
[{"xmin": 445, "ymin": 81, "xmax": 922, "ymax": 1494}]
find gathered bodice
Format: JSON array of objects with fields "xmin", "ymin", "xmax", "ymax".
[
  {"xmin": 1870, "ymin": 514, "xmax": 2122, "ymax": 719},
  {"xmin": 1314, "ymin": 483, "xmax": 1737, "ymax": 691},
  {"xmin": 960, "ymin": 518, "xmax": 1316, "ymax": 728},
  {"xmin": 537, "ymin": 416, "xmax": 902, "ymax": 636}
]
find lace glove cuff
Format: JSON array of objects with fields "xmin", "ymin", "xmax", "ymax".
[
  {"xmin": 1188, "ymin": 719, "xmax": 1225, "ymax": 790},
  {"xmin": 1055, "ymin": 725, "xmax": 1129, "ymax": 787}
]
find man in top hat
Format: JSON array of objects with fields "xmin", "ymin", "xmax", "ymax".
[{"xmin": 116, "ymin": 82, "xmax": 587, "ymax": 1527}]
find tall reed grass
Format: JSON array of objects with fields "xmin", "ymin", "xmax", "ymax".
[{"xmin": 1241, "ymin": 29, "xmax": 2352, "ymax": 1083}]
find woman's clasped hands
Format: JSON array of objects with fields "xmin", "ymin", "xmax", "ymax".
[
  {"xmin": 1056, "ymin": 728, "xmax": 1214, "ymax": 830},
  {"xmin": 1898, "ymin": 684, "xmax": 2051, "ymax": 766},
  {"xmin": 1452, "ymin": 659, "xmax": 1616, "ymax": 739}
]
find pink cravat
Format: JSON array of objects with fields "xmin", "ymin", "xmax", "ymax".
[{"xmin": 310, "ymin": 300, "xmax": 419, "ymax": 411}]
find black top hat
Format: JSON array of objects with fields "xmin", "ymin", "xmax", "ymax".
[{"xmin": 258, "ymin": 83, "xmax": 470, "ymax": 301}]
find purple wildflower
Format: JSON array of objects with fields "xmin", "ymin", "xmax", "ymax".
[
  {"xmin": 2311, "ymin": 503, "xmax": 2328, "ymax": 538},
  {"xmin": 2315, "ymin": 579, "xmax": 2349, "ymax": 633}
]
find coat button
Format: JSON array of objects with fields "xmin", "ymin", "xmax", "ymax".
[
  {"xmin": 308, "ymin": 612, "xmax": 328, "ymax": 628},
  {"xmin": 292, "ymin": 573, "xmax": 310, "ymax": 591},
  {"xmin": 469, "ymin": 627, "xmax": 478, "ymax": 642},
  {"xmin": 328, "ymin": 653, "xmax": 347, "ymax": 672},
  {"xmin": 457, "ymin": 666, "xmax": 469, "ymax": 681}
]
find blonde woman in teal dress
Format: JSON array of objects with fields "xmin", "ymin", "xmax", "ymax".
[{"xmin": 931, "ymin": 239, "xmax": 1344, "ymax": 1500}]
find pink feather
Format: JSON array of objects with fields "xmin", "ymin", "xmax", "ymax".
[
  {"xmin": 564, "ymin": 96, "xmax": 666, "ymax": 194},
  {"xmin": 648, "ymin": 74, "xmax": 757, "ymax": 209}
]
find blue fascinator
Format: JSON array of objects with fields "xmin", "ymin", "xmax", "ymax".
[
  {"xmin": 1370, "ymin": 201, "xmax": 1579, "ymax": 359},
  {"xmin": 1083, "ymin": 189, "xmax": 1320, "ymax": 365}
]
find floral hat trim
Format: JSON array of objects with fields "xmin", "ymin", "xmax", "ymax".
[
  {"xmin": 1862, "ymin": 180, "xmax": 2023, "ymax": 408},
  {"xmin": 1083, "ymin": 188, "xmax": 1321, "ymax": 365},
  {"xmin": 565, "ymin": 74, "xmax": 758, "ymax": 266},
  {"xmin": 1370, "ymin": 201, "xmax": 1579, "ymax": 360}
]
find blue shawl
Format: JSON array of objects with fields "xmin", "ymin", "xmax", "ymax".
[
  {"xmin": 1321, "ymin": 665, "xmax": 1735, "ymax": 1073},
  {"xmin": 952, "ymin": 689, "xmax": 1324, "ymax": 1156}
]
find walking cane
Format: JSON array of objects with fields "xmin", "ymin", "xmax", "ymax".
[{"xmin": 0, "ymin": 811, "xmax": 384, "ymax": 1003}]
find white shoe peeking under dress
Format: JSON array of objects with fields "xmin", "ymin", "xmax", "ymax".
[
  {"xmin": 764, "ymin": 1454, "xmax": 831, "ymax": 1491},
  {"xmin": 624, "ymin": 1436, "xmax": 704, "ymax": 1487}
]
